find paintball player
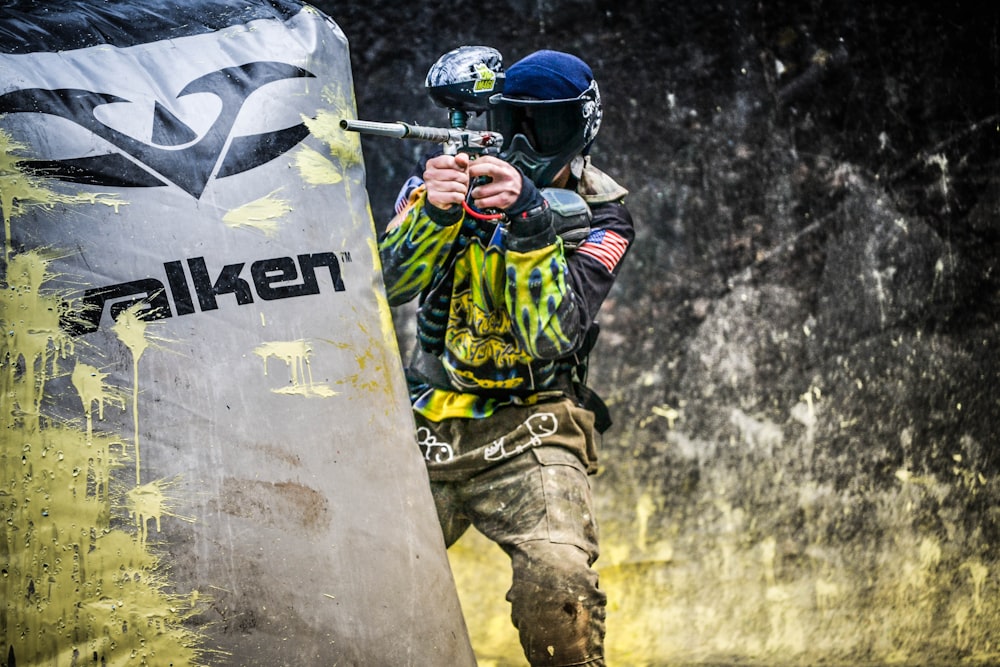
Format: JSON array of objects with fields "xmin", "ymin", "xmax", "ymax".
[{"xmin": 378, "ymin": 49, "xmax": 634, "ymax": 666}]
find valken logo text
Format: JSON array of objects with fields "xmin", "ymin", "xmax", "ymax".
[{"xmin": 62, "ymin": 251, "xmax": 348, "ymax": 336}]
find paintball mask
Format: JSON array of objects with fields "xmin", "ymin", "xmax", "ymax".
[{"xmin": 488, "ymin": 50, "xmax": 602, "ymax": 187}]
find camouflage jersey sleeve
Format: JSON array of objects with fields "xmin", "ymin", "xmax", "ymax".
[
  {"xmin": 378, "ymin": 183, "xmax": 463, "ymax": 307},
  {"xmin": 501, "ymin": 203, "xmax": 585, "ymax": 360},
  {"xmin": 505, "ymin": 180, "xmax": 635, "ymax": 362},
  {"xmin": 508, "ymin": 157, "xmax": 636, "ymax": 363}
]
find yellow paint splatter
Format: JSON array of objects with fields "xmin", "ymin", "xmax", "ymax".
[
  {"xmin": 963, "ymin": 560, "xmax": 988, "ymax": 614},
  {"xmin": 294, "ymin": 143, "xmax": 345, "ymax": 185},
  {"xmin": 355, "ymin": 235, "xmax": 408, "ymax": 407},
  {"xmin": 297, "ymin": 82, "xmax": 398, "ymax": 400},
  {"xmin": 635, "ymin": 492, "xmax": 655, "ymax": 552},
  {"xmin": 305, "ymin": 108, "xmax": 361, "ymax": 167},
  {"xmin": 1, "ymin": 133, "xmax": 208, "ymax": 664},
  {"xmin": 112, "ymin": 303, "xmax": 160, "ymax": 484},
  {"xmin": 255, "ymin": 339, "xmax": 337, "ymax": 397},
  {"xmin": 370, "ymin": 235, "xmax": 401, "ymax": 349},
  {"xmin": 1, "ymin": 251, "xmax": 75, "ymax": 417},
  {"xmin": 294, "ymin": 83, "xmax": 362, "ymax": 188},
  {"xmin": 815, "ymin": 578, "xmax": 841, "ymax": 612},
  {"xmin": 760, "ymin": 536, "xmax": 777, "ymax": 587},
  {"xmin": 1, "ymin": 129, "xmax": 126, "ymax": 264},
  {"xmin": 128, "ymin": 477, "xmax": 196, "ymax": 546},
  {"xmin": 223, "ymin": 188, "xmax": 292, "ymax": 235},
  {"xmin": 326, "ymin": 309, "xmax": 403, "ymax": 408},
  {"xmin": 71, "ymin": 362, "xmax": 126, "ymax": 441},
  {"xmin": 651, "ymin": 403, "xmax": 681, "ymax": 428}
]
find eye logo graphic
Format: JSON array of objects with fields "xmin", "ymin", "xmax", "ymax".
[{"xmin": 0, "ymin": 61, "xmax": 315, "ymax": 198}]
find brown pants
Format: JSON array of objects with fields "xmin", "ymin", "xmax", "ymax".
[{"xmin": 418, "ymin": 400, "xmax": 606, "ymax": 666}]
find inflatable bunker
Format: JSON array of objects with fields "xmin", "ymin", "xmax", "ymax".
[{"xmin": 0, "ymin": 1, "xmax": 475, "ymax": 664}]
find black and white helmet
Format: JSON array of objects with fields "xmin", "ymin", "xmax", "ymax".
[{"xmin": 425, "ymin": 45, "xmax": 504, "ymax": 117}]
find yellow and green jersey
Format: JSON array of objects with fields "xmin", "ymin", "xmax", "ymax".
[{"xmin": 379, "ymin": 158, "xmax": 634, "ymax": 422}]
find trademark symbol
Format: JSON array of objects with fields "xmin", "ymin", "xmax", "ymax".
[{"xmin": 340, "ymin": 251, "xmax": 352, "ymax": 263}]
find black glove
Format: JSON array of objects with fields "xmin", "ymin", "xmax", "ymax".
[
  {"xmin": 504, "ymin": 174, "xmax": 556, "ymax": 251},
  {"xmin": 425, "ymin": 200, "xmax": 463, "ymax": 225}
]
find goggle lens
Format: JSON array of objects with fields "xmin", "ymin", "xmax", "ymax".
[{"xmin": 491, "ymin": 100, "xmax": 583, "ymax": 156}]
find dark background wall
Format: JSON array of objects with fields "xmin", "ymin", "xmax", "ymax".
[{"xmin": 317, "ymin": 1, "xmax": 1000, "ymax": 664}]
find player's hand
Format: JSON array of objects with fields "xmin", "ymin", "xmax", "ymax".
[
  {"xmin": 423, "ymin": 153, "xmax": 471, "ymax": 210},
  {"xmin": 467, "ymin": 155, "xmax": 523, "ymax": 211}
]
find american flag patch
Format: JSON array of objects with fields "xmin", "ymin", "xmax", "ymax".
[
  {"xmin": 577, "ymin": 228, "xmax": 629, "ymax": 272},
  {"xmin": 394, "ymin": 175, "xmax": 425, "ymax": 214}
]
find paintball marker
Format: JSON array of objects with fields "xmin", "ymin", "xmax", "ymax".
[
  {"xmin": 340, "ymin": 45, "xmax": 505, "ymax": 156},
  {"xmin": 338, "ymin": 118, "xmax": 503, "ymax": 156}
]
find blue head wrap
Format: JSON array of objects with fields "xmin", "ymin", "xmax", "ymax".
[{"xmin": 504, "ymin": 50, "xmax": 593, "ymax": 100}]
